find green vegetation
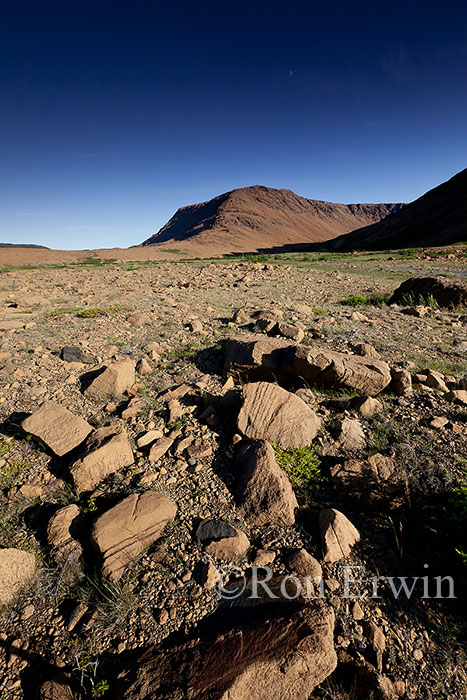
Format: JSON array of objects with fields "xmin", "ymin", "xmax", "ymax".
[
  {"xmin": 400, "ymin": 292, "xmax": 439, "ymax": 308},
  {"xmin": 273, "ymin": 444, "xmax": 322, "ymax": 486},
  {"xmin": 340, "ymin": 292, "xmax": 391, "ymax": 307},
  {"xmin": 76, "ymin": 304, "xmax": 123, "ymax": 318}
]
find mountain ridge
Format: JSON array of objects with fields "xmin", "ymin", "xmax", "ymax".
[{"xmin": 142, "ymin": 185, "xmax": 404, "ymax": 253}]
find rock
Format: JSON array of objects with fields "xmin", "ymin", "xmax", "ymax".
[
  {"xmin": 84, "ymin": 358, "xmax": 135, "ymax": 397},
  {"xmin": 334, "ymin": 418, "xmax": 366, "ymax": 451},
  {"xmin": 224, "ymin": 336, "xmax": 391, "ymax": 396},
  {"xmin": 276, "ymin": 322, "xmax": 304, "ymax": 342},
  {"xmin": 21, "ymin": 401, "xmax": 93, "ymax": 457},
  {"xmin": 148, "ymin": 436, "xmax": 174, "ymax": 462},
  {"xmin": 429, "ymin": 416, "xmax": 449, "ymax": 429},
  {"xmin": 352, "ymin": 343, "xmax": 381, "ymax": 359},
  {"xmin": 196, "ymin": 519, "xmax": 250, "ymax": 561},
  {"xmin": 237, "ymin": 382, "xmax": 321, "ymax": 449},
  {"xmin": 136, "ymin": 430, "xmax": 163, "ymax": 448},
  {"xmin": 285, "ymin": 548, "xmax": 322, "ymax": 580},
  {"xmin": 233, "ymin": 309, "xmax": 249, "ymax": 324},
  {"xmin": 390, "ymin": 276, "xmax": 467, "ymax": 308},
  {"xmin": 352, "ymin": 396, "xmax": 383, "ymax": 418},
  {"xmin": 235, "ymin": 440, "xmax": 298, "ymax": 526},
  {"xmin": 252, "ymin": 549, "xmax": 276, "ymax": 566},
  {"xmin": 39, "ymin": 675, "xmax": 75, "ymax": 700},
  {"xmin": 90, "ymin": 491, "xmax": 177, "ymax": 580},
  {"xmin": 122, "ymin": 603, "xmax": 337, "ymax": 700},
  {"xmin": 403, "ymin": 304, "xmax": 429, "ymax": 317},
  {"xmin": 60, "ymin": 346, "xmax": 94, "ymax": 364},
  {"xmin": 0, "ymin": 320, "xmax": 26, "ymax": 331},
  {"xmin": 198, "ymin": 560, "xmax": 221, "ymax": 590},
  {"xmin": 121, "ymin": 396, "xmax": 145, "ymax": 419},
  {"xmin": 0, "ymin": 548, "xmax": 36, "ymax": 606},
  {"xmin": 190, "ymin": 319, "xmax": 203, "ymax": 333},
  {"xmin": 136, "ymin": 358, "xmax": 152, "ymax": 375},
  {"xmin": 47, "ymin": 505, "xmax": 83, "ymax": 563},
  {"xmin": 390, "ymin": 368, "xmax": 412, "ymax": 396},
  {"xmin": 364, "ymin": 621, "xmax": 386, "ymax": 671},
  {"xmin": 69, "ymin": 425, "xmax": 134, "ymax": 493},
  {"xmin": 128, "ymin": 311, "xmax": 151, "ymax": 327},
  {"xmin": 330, "ymin": 453, "xmax": 400, "ymax": 509},
  {"xmin": 423, "ymin": 370, "xmax": 449, "ymax": 393},
  {"xmin": 444, "ymin": 389, "xmax": 467, "ymax": 405},
  {"xmin": 319, "ymin": 508, "xmax": 360, "ymax": 563}
]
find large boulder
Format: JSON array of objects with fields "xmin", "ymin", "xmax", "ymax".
[
  {"xmin": 389, "ymin": 276, "xmax": 467, "ymax": 308},
  {"xmin": 319, "ymin": 508, "xmax": 360, "ymax": 563},
  {"xmin": 330, "ymin": 454, "xmax": 407, "ymax": 510},
  {"xmin": 235, "ymin": 440, "xmax": 298, "ymax": 526},
  {"xmin": 224, "ymin": 337, "xmax": 391, "ymax": 396},
  {"xmin": 84, "ymin": 358, "xmax": 135, "ymax": 398},
  {"xmin": 90, "ymin": 491, "xmax": 177, "ymax": 580},
  {"xmin": 120, "ymin": 603, "xmax": 337, "ymax": 700},
  {"xmin": 0, "ymin": 548, "xmax": 36, "ymax": 606},
  {"xmin": 69, "ymin": 425, "xmax": 134, "ymax": 493},
  {"xmin": 21, "ymin": 401, "xmax": 93, "ymax": 457},
  {"xmin": 237, "ymin": 382, "xmax": 321, "ymax": 448}
]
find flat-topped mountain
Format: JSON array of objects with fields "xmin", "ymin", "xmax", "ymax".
[
  {"xmin": 142, "ymin": 186, "xmax": 404, "ymax": 253},
  {"xmin": 330, "ymin": 168, "xmax": 467, "ymax": 250}
]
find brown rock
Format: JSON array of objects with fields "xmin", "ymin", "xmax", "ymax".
[
  {"xmin": 224, "ymin": 336, "xmax": 391, "ymax": 396},
  {"xmin": 319, "ymin": 509, "xmax": 360, "ymax": 563},
  {"xmin": 237, "ymin": 382, "xmax": 321, "ymax": 449},
  {"xmin": 276, "ymin": 322, "xmax": 305, "ymax": 343},
  {"xmin": 235, "ymin": 440, "xmax": 298, "ymax": 526},
  {"xmin": 148, "ymin": 436, "xmax": 174, "ymax": 462},
  {"xmin": 84, "ymin": 358, "xmax": 135, "ymax": 398},
  {"xmin": 353, "ymin": 343, "xmax": 381, "ymax": 359},
  {"xmin": 206, "ymin": 529, "xmax": 250, "ymax": 562},
  {"xmin": 390, "ymin": 367, "xmax": 412, "ymax": 396},
  {"xmin": 444, "ymin": 389, "xmax": 467, "ymax": 405},
  {"xmin": 122, "ymin": 603, "xmax": 337, "ymax": 700},
  {"xmin": 0, "ymin": 548, "xmax": 36, "ymax": 606},
  {"xmin": 69, "ymin": 425, "xmax": 134, "ymax": 493},
  {"xmin": 390, "ymin": 276, "xmax": 467, "ymax": 308},
  {"xmin": 39, "ymin": 675, "xmax": 75, "ymax": 700},
  {"xmin": 47, "ymin": 505, "xmax": 82, "ymax": 563},
  {"xmin": 136, "ymin": 358, "xmax": 152, "ymax": 375},
  {"xmin": 90, "ymin": 491, "xmax": 177, "ymax": 579},
  {"xmin": 352, "ymin": 395, "xmax": 383, "ymax": 418},
  {"xmin": 21, "ymin": 401, "xmax": 93, "ymax": 457},
  {"xmin": 335, "ymin": 418, "xmax": 366, "ymax": 451},
  {"xmin": 285, "ymin": 548, "xmax": 322, "ymax": 580},
  {"xmin": 128, "ymin": 311, "xmax": 151, "ymax": 327}
]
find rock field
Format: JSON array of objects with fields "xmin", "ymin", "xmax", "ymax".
[{"xmin": 0, "ymin": 249, "xmax": 466, "ymax": 699}]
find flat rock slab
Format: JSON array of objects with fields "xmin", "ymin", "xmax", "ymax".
[
  {"xmin": 84, "ymin": 358, "xmax": 135, "ymax": 398},
  {"xmin": 60, "ymin": 346, "xmax": 95, "ymax": 364},
  {"xmin": 224, "ymin": 336, "xmax": 391, "ymax": 396},
  {"xmin": 235, "ymin": 439, "xmax": 298, "ymax": 526},
  {"xmin": 47, "ymin": 504, "xmax": 82, "ymax": 563},
  {"xmin": 69, "ymin": 425, "xmax": 134, "ymax": 493},
  {"xmin": 22, "ymin": 401, "xmax": 93, "ymax": 457},
  {"xmin": 0, "ymin": 548, "xmax": 36, "ymax": 606},
  {"xmin": 319, "ymin": 508, "xmax": 360, "ymax": 563},
  {"xmin": 237, "ymin": 381, "xmax": 321, "ymax": 448},
  {"xmin": 0, "ymin": 320, "xmax": 26, "ymax": 331},
  {"xmin": 90, "ymin": 491, "xmax": 177, "ymax": 580},
  {"xmin": 121, "ymin": 603, "xmax": 337, "ymax": 700}
]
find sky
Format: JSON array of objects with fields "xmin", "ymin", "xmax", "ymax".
[{"xmin": 1, "ymin": 0, "xmax": 467, "ymax": 249}]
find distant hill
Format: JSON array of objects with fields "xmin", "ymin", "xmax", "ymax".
[
  {"xmin": 0, "ymin": 243, "xmax": 49, "ymax": 249},
  {"xmin": 329, "ymin": 169, "xmax": 467, "ymax": 251},
  {"xmin": 142, "ymin": 186, "xmax": 404, "ymax": 254}
]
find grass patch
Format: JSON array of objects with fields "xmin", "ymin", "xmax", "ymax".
[
  {"xmin": 341, "ymin": 292, "xmax": 390, "ymax": 307},
  {"xmin": 76, "ymin": 304, "xmax": 123, "ymax": 318},
  {"xmin": 273, "ymin": 444, "xmax": 322, "ymax": 486}
]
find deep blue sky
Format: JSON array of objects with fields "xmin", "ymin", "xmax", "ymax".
[{"xmin": 1, "ymin": 0, "xmax": 467, "ymax": 249}]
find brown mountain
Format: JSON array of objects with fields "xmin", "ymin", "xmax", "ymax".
[
  {"xmin": 142, "ymin": 186, "xmax": 404, "ymax": 254},
  {"xmin": 330, "ymin": 168, "xmax": 467, "ymax": 251}
]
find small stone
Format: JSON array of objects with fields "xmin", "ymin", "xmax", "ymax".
[
  {"xmin": 136, "ymin": 358, "xmax": 152, "ymax": 375},
  {"xmin": 128, "ymin": 311, "xmax": 151, "ymax": 327}
]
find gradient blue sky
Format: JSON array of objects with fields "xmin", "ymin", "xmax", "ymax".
[{"xmin": 1, "ymin": 0, "xmax": 467, "ymax": 249}]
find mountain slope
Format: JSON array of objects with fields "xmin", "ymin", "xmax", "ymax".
[
  {"xmin": 142, "ymin": 186, "xmax": 404, "ymax": 254},
  {"xmin": 330, "ymin": 169, "xmax": 467, "ymax": 251}
]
